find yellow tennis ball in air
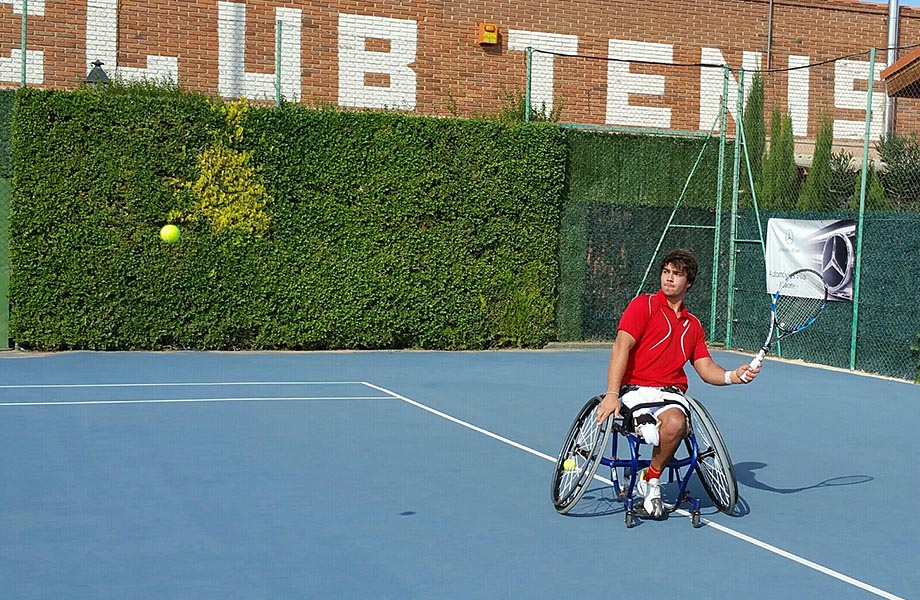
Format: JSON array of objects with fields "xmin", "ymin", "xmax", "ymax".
[
  {"xmin": 563, "ymin": 458, "xmax": 577, "ymax": 471},
  {"xmin": 159, "ymin": 224, "xmax": 180, "ymax": 243}
]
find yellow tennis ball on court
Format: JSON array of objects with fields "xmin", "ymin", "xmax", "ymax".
[
  {"xmin": 563, "ymin": 458, "xmax": 577, "ymax": 471},
  {"xmin": 159, "ymin": 224, "xmax": 180, "ymax": 243}
]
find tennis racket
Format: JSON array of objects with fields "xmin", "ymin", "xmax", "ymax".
[{"xmin": 740, "ymin": 268, "xmax": 828, "ymax": 382}]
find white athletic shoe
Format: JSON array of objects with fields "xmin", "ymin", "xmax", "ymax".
[
  {"xmin": 634, "ymin": 468, "xmax": 651, "ymax": 496},
  {"xmin": 638, "ymin": 476, "xmax": 664, "ymax": 518}
]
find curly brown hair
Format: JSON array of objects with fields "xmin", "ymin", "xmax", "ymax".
[{"xmin": 660, "ymin": 249, "xmax": 699, "ymax": 285}]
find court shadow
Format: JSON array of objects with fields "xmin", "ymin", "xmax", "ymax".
[
  {"xmin": 562, "ymin": 486, "xmax": 659, "ymax": 528},
  {"xmin": 563, "ymin": 485, "xmax": 624, "ymax": 518},
  {"xmin": 729, "ymin": 494, "xmax": 751, "ymax": 518},
  {"xmin": 560, "ymin": 461, "xmax": 791, "ymax": 519},
  {"xmin": 563, "ymin": 481, "xmax": 742, "ymax": 524},
  {"xmin": 683, "ymin": 477, "xmax": 751, "ymax": 517},
  {"xmin": 735, "ymin": 461, "xmax": 873, "ymax": 494}
]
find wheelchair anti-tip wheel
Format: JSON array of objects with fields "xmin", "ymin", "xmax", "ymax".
[
  {"xmin": 685, "ymin": 395, "xmax": 737, "ymax": 514},
  {"xmin": 551, "ymin": 395, "xmax": 613, "ymax": 514}
]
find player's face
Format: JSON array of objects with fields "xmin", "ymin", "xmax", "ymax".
[{"xmin": 660, "ymin": 263, "xmax": 691, "ymax": 298}]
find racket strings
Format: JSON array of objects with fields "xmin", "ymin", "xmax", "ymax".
[{"xmin": 775, "ymin": 295, "xmax": 824, "ymax": 331}]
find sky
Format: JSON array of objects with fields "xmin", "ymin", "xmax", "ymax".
[
  {"xmin": 861, "ymin": 0, "xmax": 920, "ymax": 7},
  {"xmin": 873, "ymin": 0, "xmax": 920, "ymax": 7}
]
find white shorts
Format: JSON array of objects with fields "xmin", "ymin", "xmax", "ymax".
[{"xmin": 620, "ymin": 386, "xmax": 689, "ymax": 421}]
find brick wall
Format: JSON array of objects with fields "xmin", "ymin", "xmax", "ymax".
[{"xmin": 2, "ymin": 0, "xmax": 919, "ymax": 142}]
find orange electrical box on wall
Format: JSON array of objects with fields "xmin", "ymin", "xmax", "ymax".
[{"xmin": 477, "ymin": 23, "xmax": 499, "ymax": 45}]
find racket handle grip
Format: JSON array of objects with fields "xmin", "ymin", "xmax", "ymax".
[{"xmin": 741, "ymin": 351, "xmax": 765, "ymax": 382}]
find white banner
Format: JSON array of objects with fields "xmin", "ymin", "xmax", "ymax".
[{"xmin": 765, "ymin": 218, "xmax": 856, "ymax": 301}]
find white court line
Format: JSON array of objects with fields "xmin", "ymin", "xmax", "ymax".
[
  {"xmin": 362, "ymin": 381, "xmax": 906, "ymax": 600},
  {"xmin": 0, "ymin": 381, "xmax": 364, "ymax": 389},
  {"xmin": 0, "ymin": 396, "xmax": 390, "ymax": 407},
  {"xmin": 0, "ymin": 382, "xmax": 388, "ymax": 407}
]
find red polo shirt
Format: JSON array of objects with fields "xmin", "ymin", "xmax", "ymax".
[{"xmin": 618, "ymin": 291, "xmax": 710, "ymax": 392}]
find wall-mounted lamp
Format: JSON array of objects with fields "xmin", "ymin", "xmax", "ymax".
[{"xmin": 85, "ymin": 60, "xmax": 110, "ymax": 85}]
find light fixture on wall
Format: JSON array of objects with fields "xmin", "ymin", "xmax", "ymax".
[{"xmin": 85, "ymin": 60, "xmax": 110, "ymax": 85}]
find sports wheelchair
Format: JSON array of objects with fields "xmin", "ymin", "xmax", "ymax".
[{"xmin": 550, "ymin": 391, "xmax": 737, "ymax": 528}]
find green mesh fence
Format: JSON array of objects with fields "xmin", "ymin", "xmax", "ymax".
[
  {"xmin": 581, "ymin": 205, "xmax": 721, "ymax": 341},
  {"xmin": 722, "ymin": 210, "xmax": 920, "ymax": 381},
  {"xmin": 0, "ymin": 90, "xmax": 13, "ymax": 180},
  {"xmin": 728, "ymin": 49, "xmax": 920, "ymax": 381},
  {"xmin": 558, "ymin": 129, "xmax": 731, "ymax": 343},
  {"xmin": 552, "ymin": 48, "xmax": 920, "ymax": 382}
]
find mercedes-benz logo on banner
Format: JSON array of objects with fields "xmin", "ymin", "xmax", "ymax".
[
  {"xmin": 810, "ymin": 220, "xmax": 856, "ymax": 301},
  {"xmin": 821, "ymin": 232, "xmax": 854, "ymax": 296}
]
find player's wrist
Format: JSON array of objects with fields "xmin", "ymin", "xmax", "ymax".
[{"xmin": 723, "ymin": 369, "xmax": 734, "ymax": 385}]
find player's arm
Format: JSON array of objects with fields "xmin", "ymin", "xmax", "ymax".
[
  {"xmin": 692, "ymin": 356, "xmax": 759, "ymax": 385},
  {"xmin": 596, "ymin": 330, "xmax": 636, "ymax": 423}
]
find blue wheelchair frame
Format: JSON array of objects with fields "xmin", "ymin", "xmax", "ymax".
[
  {"xmin": 604, "ymin": 415, "xmax": 703, "ymax": 528},
  {"xmin": 551, "ymin": 393, "xmax": 736, "ymax": 528}
]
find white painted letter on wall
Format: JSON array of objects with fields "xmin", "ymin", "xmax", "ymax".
[
  {"xmin": 218, "ymin": 2, "xmax": 302, "ymax": 101},
  {"xmin": 699, "ymin": 48, "xmax": 762, "ymax": 131},
  {"xmin": 507, "ymin": 30, "xmax": 578, "ymax": 116},
  {"xmin": 605, "ymin": 39, "xmax": 672, "ymax": 128},
  {"xmin": 833, "ymin": 60, "xmax": 885, "ymax": 140},
  {"xmin": 0, "ymin": 0, "xmax": 45, "ymax": 16},
  {"xmin": 0, "ymin": 0, "xmax": 44, "ymax": 84},
  {"xmin": 338, "ymin": 14, "xmax": 417, "ymax": 110},
  {"xmin": 87, "ymin": 0, "xmax": 178, "ymax": 83},
  {"xmin": 787, "ymin": 55, "xmax": 810, "ymax": 137}
]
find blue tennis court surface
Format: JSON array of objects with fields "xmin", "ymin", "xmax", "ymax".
[{"xmin": 1, "ymin": 349, "xmax": 916, "ymax": 599}]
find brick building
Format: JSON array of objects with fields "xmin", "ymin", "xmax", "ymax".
[{"xmin": 2, "ymin": 0, "xmax": 918, "ymax": 149}]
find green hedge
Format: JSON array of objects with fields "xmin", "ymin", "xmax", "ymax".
[
  {"xmin": 0, "ymin": 89, "xmax": 13, "ymax": 179},
  {"xmin": 10, "ymin": 89, "xmax": 565, "ymax": 350}
]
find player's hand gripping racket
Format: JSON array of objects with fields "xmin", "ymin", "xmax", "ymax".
[{"xmin": 740, "ymin": 268, "xmax": 828, "ymax": 382}]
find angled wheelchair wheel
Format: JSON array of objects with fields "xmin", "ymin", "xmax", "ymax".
[
  {"xmin": 685, "ymin": 395, "xmax": 737, "ymax": 514},
  {"xmin": 551, "ymin": 395, "xmax": 613, "ymax": 514}
]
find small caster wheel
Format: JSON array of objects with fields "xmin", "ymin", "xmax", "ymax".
[
  {"xmin": 691, "ymin": 511, "xmax": 701, "ymax": 528},
  {"xmin": 625, "ymin": 510, "xmax": 635, "ymax": 528}
]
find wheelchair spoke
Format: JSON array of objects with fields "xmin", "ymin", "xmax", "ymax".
[
  {"xmin": 697, "ymin": 447, "xmax": 715, "ymax": 459},
  {"xmin": 698, "ymin": 461, "xmax": 731, "ymax": 502},
  {"xmin": 685, "ymin": 395, "xmax": 738, "ymax": 514},
  {"xmin": 551, "ymin": 396, "xmax": 613, "ymax": 514}
]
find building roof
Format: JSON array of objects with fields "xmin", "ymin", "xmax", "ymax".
[{"xmin": 882, "ymin": 46, "xmax": 920, "ymax": 97}]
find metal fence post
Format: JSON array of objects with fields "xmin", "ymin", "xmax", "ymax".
[
  {"xmin": 711, "ymin": 66, "xmax": 729, "ymax": 338},
  {"xmin": 20, "ymin": 0, "xmax": 28, "ymax": 88},
  {"xmin": 525, "ymin": 47, "xmax": 532, "ymax": 123},
  {"xmin": 849, "ymin": 47, "xmax": 875, "ymax": 370},
  {"xmin": 275, "ymin": 19, "xmax": 282, "ymax": 106}
]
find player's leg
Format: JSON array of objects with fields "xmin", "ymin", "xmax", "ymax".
[
  {"xmin": 639, "ymin": 406, "xmax": 687, "ymax": 517},
  {"xmin": 650, "ymin": 406, "xmax": 688, "ymax": 472}
]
